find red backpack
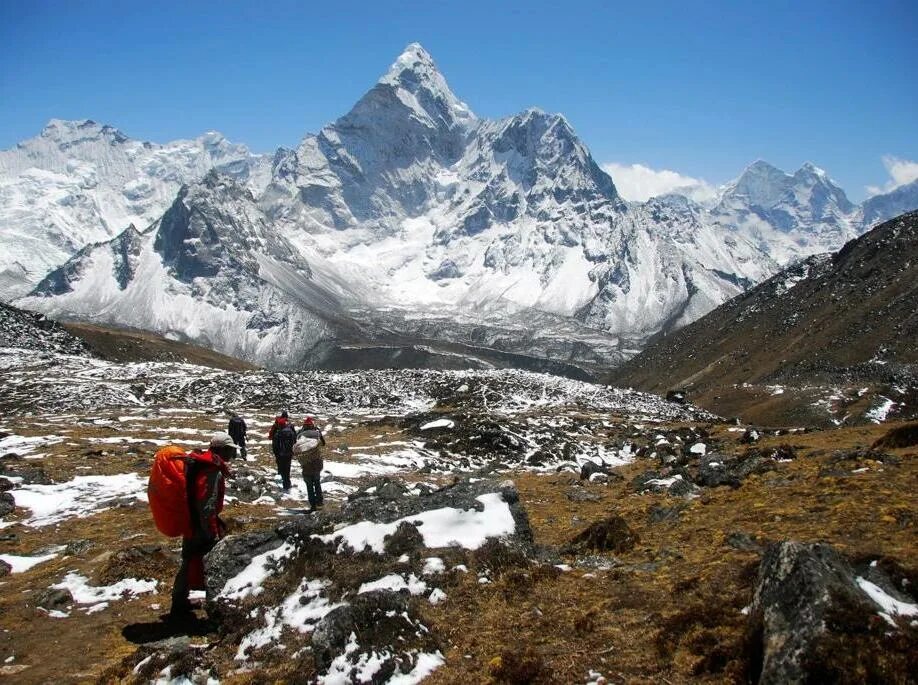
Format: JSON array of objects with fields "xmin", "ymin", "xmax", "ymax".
[{"xmin": 148, "ymin": 446, "xmax": 195, "ymax": 538}]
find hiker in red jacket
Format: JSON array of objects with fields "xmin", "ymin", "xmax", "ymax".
[
  {"xmin": 169, "ymin": 432, "xmax": 236, "ymax": 620},
  {"xmin": 268, "ymin": 410, "xmax": 290, "ymax": 440}
]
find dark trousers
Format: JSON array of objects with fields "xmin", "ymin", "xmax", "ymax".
[
  {"xmin": 275, "ymin": 453, "xmax": 293, "ymax": 489},
  {"xmin": 234, "ymin": 437, "xmax": 247, "ymax": 459},
  {"xmin": 171, "ymin": 537, "xmax": 213, "ymax": 614},
  {"xmin": 303, "ymin": 471, "xmax": 323, "ymax": 508}
]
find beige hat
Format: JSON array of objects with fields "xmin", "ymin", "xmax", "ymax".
[{"xmin": 210, "ymin": 431, "xmax": 238, "ymax": 454}]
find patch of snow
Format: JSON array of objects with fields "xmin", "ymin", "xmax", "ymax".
[
  {"xmin": 865, "ymin": 398, "xmax": 895, "ymax": 423},
  {"xmin": 420, "ymin": 418, "xmax": 455, "ymax": 430},
  {"xmin": 422, "ymin": 557, "xmax": 445, "ymax": 575},
  {"xmin": 316, "ymin": 492, "xmax": 515, "ymax": 553},
  {"xmin": 12, "ymin": 473, "xmax": 147, "ymax": 526},
  {"xmin": 236, "ymin": 578, "xmax": 342, "ymax": 660},
  {"xmin": 52, "ymin": 571, "xmax": 157, "ymax": 604},
  {"xmin": 358, "ymin": 573, "xmax": 427, "ymax": 596},
  {"xmin": 0, "ymin": 552, "xmax": 58, "ymax": 573},
  {"xmin": 643, "ymin": 475, "xmax": 684, "ymax": 488},
  {"xmin": 856, "ymin": 577, "xmax": 918, "ymax": 626},
  {"xmin": 220, "ymin": 540, "xmax": 296, "ymax": 601}
]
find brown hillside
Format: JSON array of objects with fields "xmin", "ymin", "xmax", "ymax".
[
  {"xmin": 608, "ymin": 211, "xmax": 918, "ymax": 425},
  {"xmin": 63, "ymin": 322, "xmax": 257, "ymax": 371}
]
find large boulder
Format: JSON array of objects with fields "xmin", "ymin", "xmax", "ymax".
[
  {"xmin": 311, "ymin": 590, "xmax": 439, "ymax": 675},
  {"xmin": 749, "ymin": 541, "xmax": 917, "ymax": 683}
]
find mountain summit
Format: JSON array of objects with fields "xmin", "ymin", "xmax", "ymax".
[
  {"xmin": 376, "ymin": 42, "xmax": 477, "ymax": 128},
  {"xmin": 4, "ymin": 44, "xmax": 918, "ymax": 371}
]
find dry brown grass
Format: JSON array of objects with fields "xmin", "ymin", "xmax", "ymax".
[
  {"xmin": 1, "ymin": 419, "xmax": 915, "ymax": 683},
  {"xmin": 421, "ymin": 421, "xmax": 917, "ymax": 684}
]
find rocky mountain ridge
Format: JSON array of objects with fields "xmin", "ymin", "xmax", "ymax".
[
  {"xmin": 4, "ymin": 44, "xmax": 917, "ymax": 370},
  {"xmin": 608, "ymin": 211, "xmax": 918, "ymax": 425}
]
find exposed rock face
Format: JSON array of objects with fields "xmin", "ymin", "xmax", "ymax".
[
  {"xmin": 0, "ymin": 119, "xmax": 268, "ymax": 298},
  {"xmin": 749, "ymin": 542, "xmax": 917, "ymax": 684}
]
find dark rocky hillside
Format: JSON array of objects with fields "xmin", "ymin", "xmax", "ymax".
[
  {"xmin": 0, "ymin": 302, "xmax": 89, "ymax": 355},
  {"xmin": 607, "ymin": 211, "xmax": 918, "ymax": 425}
]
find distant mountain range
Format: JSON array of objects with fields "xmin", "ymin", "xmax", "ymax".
[{"xmin": 4, "ymin": 44, "xmax": 916, "ymax": 371}]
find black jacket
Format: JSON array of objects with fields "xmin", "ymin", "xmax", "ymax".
[
  {"xmin": 272, "ymin": 423, "xmax": 297, "ymax": 458},
  {"xmin": 228, "ymin": 416, "xmax": 247, "ymax": 443}
]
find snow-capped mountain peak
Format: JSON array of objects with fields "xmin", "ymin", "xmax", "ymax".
[
  {"xmin": 377, "ymin": 42, "xmax": 477, "ymax": 127},
  {"xmin": 0, "ymin": 120, "xmax": 270, "ymax": 299}
]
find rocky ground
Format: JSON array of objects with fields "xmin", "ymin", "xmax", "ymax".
[{"xmin": 0, "ymin": 348, "xmax": 916, "ymax": 684}]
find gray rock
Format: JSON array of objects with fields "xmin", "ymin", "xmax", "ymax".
[
  {"xmin": 0, "ymin": 476, "xmax": 13, "ymax": 492},
  {"xmin": 579, "ymin": 461, "xmax": 608, "ymax": 481},
  {"xmin": 749, "ymin": 541, "xmax": 914, "ymax": 684},
  {"xmin": 725, "ymin": 531, "xmax": 764, "ymax": 553},
  {"xmin": 35, "ymin": 587, "xmax": 73, "ymax": 611},
  {"xmin": 696, "ymin": 451, "xmax": 774, "ymax": 488},
  {"xmin": 0, "ymin": 559, "xmax": 10, "ymax": 577},
  {"xmin": 383, "ymin": 521, "xmax": 424, "ymax": 556},
  {"xmin": 567, "ymin": 487, "xmax": 601, "ymax": 503},
  {"xmin": 312, "ymin": 591, "xmax": 439, "ymax": 676},
  {"xmin": 204, "ymin": 529, "xmax": 287, "ymax": 601},
  {"xmin": 647, "ymin": 503, "xmax": 685, "ymax": 524},
  {"xmin": 0, "ymin": 491, "xmax": 14, "ymax": 517},
  {"xmin": 64, "ymin": 539, "xmax": 94, "ymax": 556}
]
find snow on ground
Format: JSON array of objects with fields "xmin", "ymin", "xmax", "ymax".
[
  {"xmin": 11, "ymin": 473, "xmax": 147, "ymax": 527},
  {"xmin": 420, "ymin": 418, "xmax": 455, "ymax": 430},
  {"xmin": 357, "ymin": 573, "xmax": 427, "ymax": 596},
  {"xmin": 856, "ymin": 577, "xmax": 918, "ymax": 626},
  {"xmin": 0, "ymin": 551, "xmax": 58, "ymax": 573},
  {"xmin": 50, "ymin": 571, "xmax": 157, "ymax": 614},
  {"xmin": 319, "ymin": 631, "xmax": 444, "ymax": 685},
  {"xmin": 219, "ymin": 540, "xmax": 297, "ymax": 600},
  {"xmin": 236, "ymin": 578, "xmax": 343, "ymax": 660},
  {"xmin": 865, "ymin": 397, "xmax": 895, "ymax": 423},
  {"xmin": 317, "ymin": 492, "xmax": 515, "ymax": 554},
  {"xmin": 0, "ymin": 433, "xmax": 64, "ymax": 456}
]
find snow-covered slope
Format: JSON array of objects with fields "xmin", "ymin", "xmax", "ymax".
[
  {"xmin": 708, "ymin": 160, "xmax": 858, "ymax": 262},
  {"xmin": 260, "ymin": 45, "xmax": 775, "ymax": 345},
  {"xmin": 857, "ymin": 179, "xmax": 918, "ymax": 229},
  {"xmin": 0, "ymin": 119, "xmax": 269, "ymax": 298},
  {"xmin": 19, "ymin": 172, "xmax": 353, "ymax": 368},
  {"xmin": 8, "ymin": 44, "xmax": 916, "ymax": 370}
]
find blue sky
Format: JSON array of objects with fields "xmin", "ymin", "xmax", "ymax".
[{"xmin": 1, "ymin": 0, "xmax": 915, "ymax": 200}]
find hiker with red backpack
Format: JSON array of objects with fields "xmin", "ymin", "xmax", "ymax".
[
  {"xmin": 270, "ymin": 410, "xmax": 297, "ymax": 491},
  {"xmin": 148, "ymin": 432, "xmax": 237, "ymax": 621}
]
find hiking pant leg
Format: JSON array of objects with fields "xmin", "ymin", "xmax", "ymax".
[
  {"xmin": 171, "ymin": 557, "xmax": 191, "ymax": 611},
  {"xmin": 305, "ymin": 475, "xmax": 317, "ymax": 508},
  {"xmin": 276, "ymin": 454, "xmax": 292, "ymax": 488},
  {"xmin": 171, "ymin": 537, "xmax": 197, "ymax": 612},
  {"xmin": 312, "ymin": 475, "xmax": 324, "ymax": 505}
]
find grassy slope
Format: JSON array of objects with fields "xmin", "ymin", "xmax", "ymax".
[
  {"xmin": 1, "ymin": 415, "xmax": 914, "ymax": 683},
  {"xmin": 63, "ymin": 322, "xmax": 257, "ymax": 371}
]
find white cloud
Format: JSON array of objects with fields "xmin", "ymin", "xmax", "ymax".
[
  {"xmin": 865, "ymin": 156, "xmax": 918, "ymax": 197},
  {"xmin": 601, "ymin": 162, "xmax": 718, "ymax": 204}
]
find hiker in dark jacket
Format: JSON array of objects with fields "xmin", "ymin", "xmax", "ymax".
[
  {"xmin": 296, "ymin": 416, "xmax": 327, "ymax": 509},
  {"xmin": 170, "ymin": 432, "xmax": 235, "ymax": 621},
  {"xmin": 272, "ymin": 415, "xmax": 297, "ymax": 491},
  {"xmin": 268, "ymin": 410, "xmax": 290, "ymax": 440},
  {"xmin": 227, "ymin": 413, "xmax": 247, "ymax": 459}
]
